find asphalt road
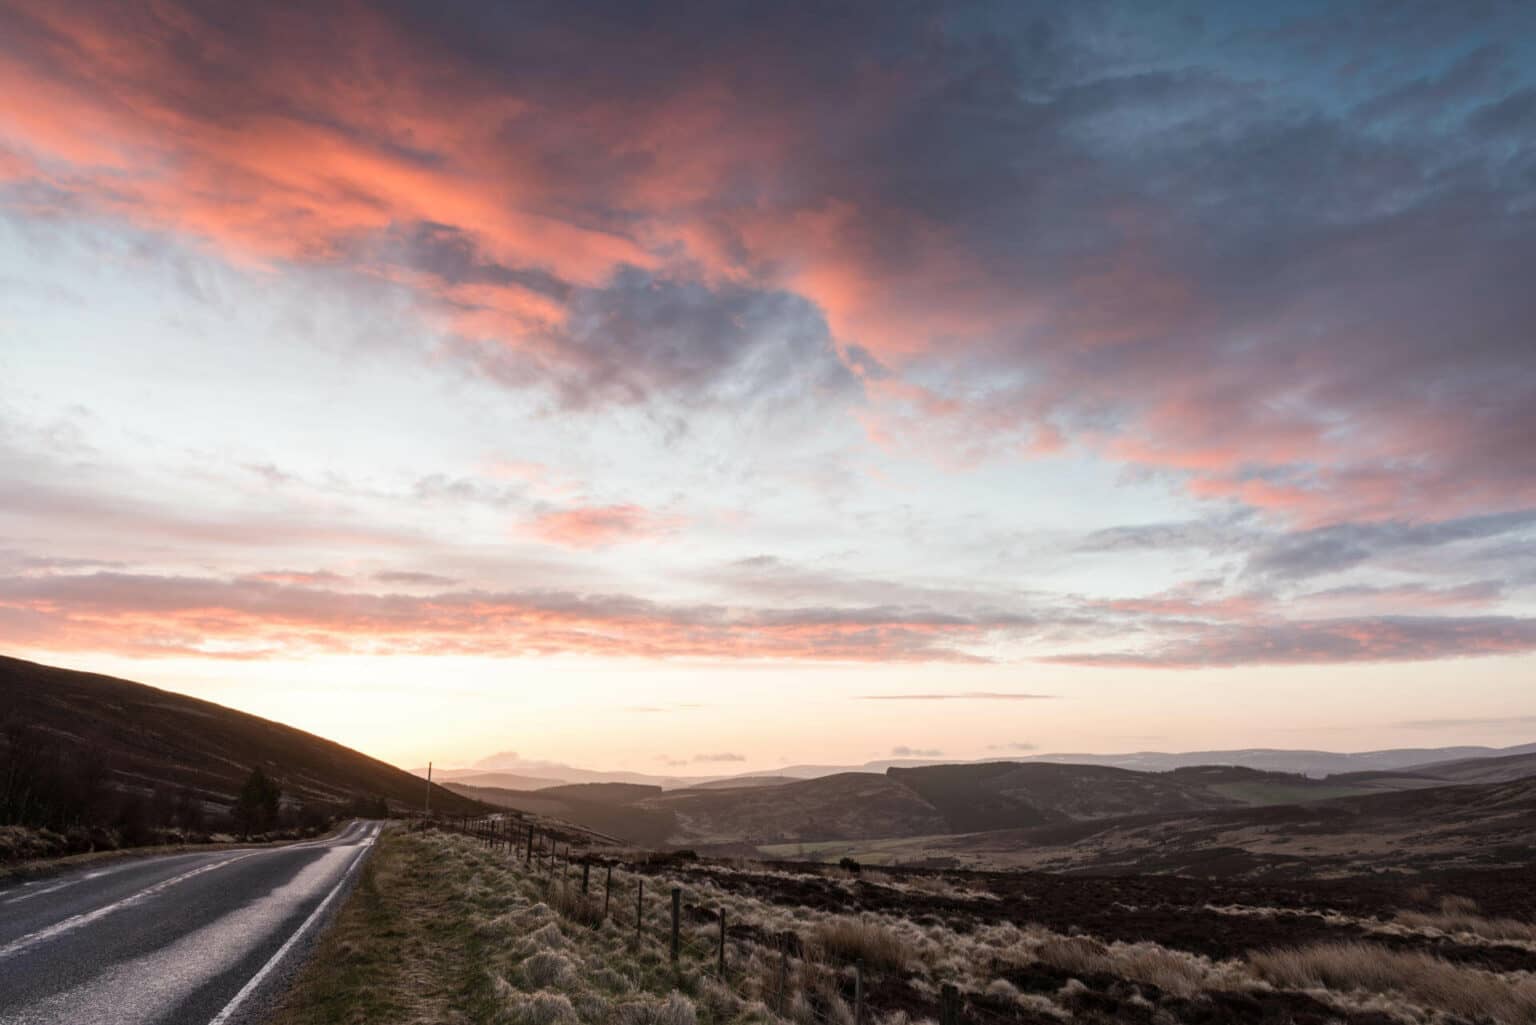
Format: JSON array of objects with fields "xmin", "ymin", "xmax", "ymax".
[{"xmin": 0, "ymin": 819, "xmax": 380, "ymax": 1025}]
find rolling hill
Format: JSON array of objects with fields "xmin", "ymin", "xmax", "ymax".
[
  {"xmin": 448, "ymin": 772, "xmax": 950, "ymax": 846},
  {"xmin": 1002, "ymin": 743, "xmax": 1536, "ymax": 777},
  {"xmin": 448, "ymin": 759, "xmax": 1398, "ymax": 848},
  {"xmin": 816, "ymin": 774, "xmax": 1536, "ymax": 879},
  {"xmin": 1397, "ymin": 748, "xmax": 1536, "ymax": 784},
  {"xmin": 418, "ymin": 741, "xmax": 1536, "ymax": 791},
  {"xmin": 0, "ymin": 654, "xmax": 482, "ymax": 816},
  {"xmin": 430, "ymin": 771, "xmax": 569, "ymax": 791}
]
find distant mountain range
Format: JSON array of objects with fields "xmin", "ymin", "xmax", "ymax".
[
  {"xmin": 418, "ymin": 741, "xmax": 1536, "ymax": 791},
  {"xmin": 444, "ymin": 745, "xmax": 1536, "ymax": 852}
]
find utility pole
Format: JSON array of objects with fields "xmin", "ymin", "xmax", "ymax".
[{"xmin": 424, "ymin": 761, "xmax": 433, "ymax": 818}]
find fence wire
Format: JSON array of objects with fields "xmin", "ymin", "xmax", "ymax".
[{"xmin": 430, "ymin": 816, "xmax": 1032, "ymax": 1025}]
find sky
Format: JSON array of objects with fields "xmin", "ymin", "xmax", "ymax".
[{"xmin": 1, "ymin": 1, "xmax": 1534, "ymax": 774}]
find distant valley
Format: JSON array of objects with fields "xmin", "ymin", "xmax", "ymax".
[{"xmin": 446, "ymin": 747, "xmax": 1536, "ymax": 878}]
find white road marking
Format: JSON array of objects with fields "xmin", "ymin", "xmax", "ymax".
[
  {"xmin": 0, "ymin": 824, "xmax": 380, "ymax": 1025},
  {"xmin": 206, "ymin": 822, "xmax": 379, "ymax": 1025},
  {"xmin": 0, "ymin": 820, "xmax": 364, "ymax": 909},
  {"xmin": 1, "ymin": 865, "xmax": 137, "ymax": 906},
  {"xmin": 0, "ymin": 852, "xmax": 261, "ymax": 960}
]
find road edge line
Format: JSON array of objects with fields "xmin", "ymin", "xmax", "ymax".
[{"xmin": 206, "ymin": 823, "xmax": 380, "ymax": 1025}]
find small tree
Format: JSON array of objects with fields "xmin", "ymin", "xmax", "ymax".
[{"xmin": 233, "ymin": 766, "xmax": 282, "ymax": 837}]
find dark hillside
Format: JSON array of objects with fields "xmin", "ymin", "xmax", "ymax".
[
  {"xmin": 0, "ymin": 654, "xmax": 482, "ymax": 820},
  {"xmin": 445, "ymin": 782, "xmax": 678, "ymax": 846},
  {"xmin": 534, "ymin": 783, "xmax": 663, "ymax": 804},
  {"xmin": 888, "ymin": 761, "xmax": 1242, "ymax": 831}
]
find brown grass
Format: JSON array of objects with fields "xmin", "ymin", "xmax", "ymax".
[
  {"xmin": 1250, "ymin": 941, "xmax": 1536, "ymax": 1023},
  {"xmin": 544, "ymin": 879, "xmax": 606, "ymax": 929},
  {"xmin": 265, "ymin": 827, "xmax": 497, "ymax": 1025},
  {"xmin": 1440, "ymin": 895, "xmax": 1480, "ymax": 916},
  {"xmin": 1391, "ymin": 893, "xmax": 1536, "ymax": 944},
  {"xmin": 809, "ymin": 918, "xmax": 913, "ymax": 972},
  {"xmin": 1033, "ymin": 936, "xmax": 1215, "ymax": 998},
  {"xmin": 1034, "ymin": 936, "xmax": 1108, "ymax": 975},
  {"xmin": 1394, "ymin": 908, "xmax": 1536, "ymax": 943}
]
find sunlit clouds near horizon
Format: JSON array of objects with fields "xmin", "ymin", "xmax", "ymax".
[{"xmin": 2, "ymin": 1, "xmax": 1534, "ymax": 770}]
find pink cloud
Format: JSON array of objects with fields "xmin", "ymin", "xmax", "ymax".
[
  {"xmin": 1, "ymin": 3, "xmax": 1531, "ymax": 530},
  {"xmin": 525, "ymin": 505, "xmax": 683, "ymax": 549},
  {"xmin": 0, "ymin": 570, "xmax": 1020, "ymax": 663}
]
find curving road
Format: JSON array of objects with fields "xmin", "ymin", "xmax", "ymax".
[{"xmin": 0, "ymin": 819, "xmax": 380, "ymax": 1025}]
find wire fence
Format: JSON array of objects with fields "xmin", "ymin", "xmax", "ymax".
[{"xmin": 423, "ymin": 814, "xmax": 1031, "ymax": 1025}]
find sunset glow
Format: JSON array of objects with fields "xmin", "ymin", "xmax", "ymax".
[{"xmin": 3, "ymin": 1, "xmax": 1534, "ymax": 771}]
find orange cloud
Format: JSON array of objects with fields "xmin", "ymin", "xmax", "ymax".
[
  {"xmin": 3, "ymin": 2, "xmax": 1532, "ymax": 530},
  {"xmin": 525, "ymin": 505, "xmax": 683, "ymax": 549},
  {"xmin": 0, "ymin": 571, "xmax": 1018, "ymax": 663}
]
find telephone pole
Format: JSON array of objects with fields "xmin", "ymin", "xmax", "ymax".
[{"xmin": 424, "ymin": 761, "xmax": 433, "ymax": 818}]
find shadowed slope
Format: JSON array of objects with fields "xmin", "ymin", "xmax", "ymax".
[{"xmin": 0, "ymin": 654, "xmax": 482, "ymax": 815}]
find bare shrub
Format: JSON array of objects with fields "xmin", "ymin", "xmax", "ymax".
[{"xmin": 1250, "ymin": 941, "xmax": 1536, "ymax": 1022}]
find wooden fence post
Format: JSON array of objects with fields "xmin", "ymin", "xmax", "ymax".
[
  {"xmin": 526, "ymin": 826, "xmax": 533, "ymax": 864},
  {"xmin": 941, "ymin": 984, "xmax": 959, "ymax": 1025},
  {"xmin": 670, "ymin": 887, "xmax": 681, "ymax": 963},
  {"xmin": 582, "ymin": 861, "xmax": 590, "ymax": 894},
  {"xmin": 603, "ymin": 864, "xmax": 613, "ymax": 919},
  {"xmin": 717, "ymin": 908, "xmax": 726, "ymax": 976},
  {"xmin": 635, "ymin": 879, "xmax": 643, "ymax": 942}
]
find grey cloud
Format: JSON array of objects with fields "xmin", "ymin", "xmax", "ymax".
[
  {"xmin": 374, "ymin": 571, "xmax": 460, "ymax": 586},
  {"xmin": 368, "ymin": 221, "xmax": 572, "ymax": 300},
  {"xmin": 412, "ymin": 474, "xmax": 527, "ymax": 509},
  {"xmin": 1245, "ymin": 511, "xmax": 1536, "ymax": 581},
  {"xmin": 460, "ymin": 267, "xmax": 858, "ymax": 415},
  {"xmin": 1077, "ymin": 516, "xmax": 1254, "ymax": 553},
  {"xmin": 1047, "ymin": 615, "xmax": 1536, "ymax": 669},
  {"xmin": 890, "ymin": 746, "xmax": 944, "ymax": 757}
]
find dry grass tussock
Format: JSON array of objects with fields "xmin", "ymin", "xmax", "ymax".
[
  {"xmin": 1251, "ymin": 941, "xmax": 1536, "ymax": 1024},
  {"xmin": 1394, "ymin": 895, "xmax": 1536, "ymax": 944},
  {"xmin": 809, "ymin": 918, "xmax": 913, "ymax": 972},
  {"xmin": 278, "ymin": 828, "xmax": 1536, "ymax": 1025},
  {"xmin": 1028, "ymin": 935, "xmax": 1244, "ymax": 999}
]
